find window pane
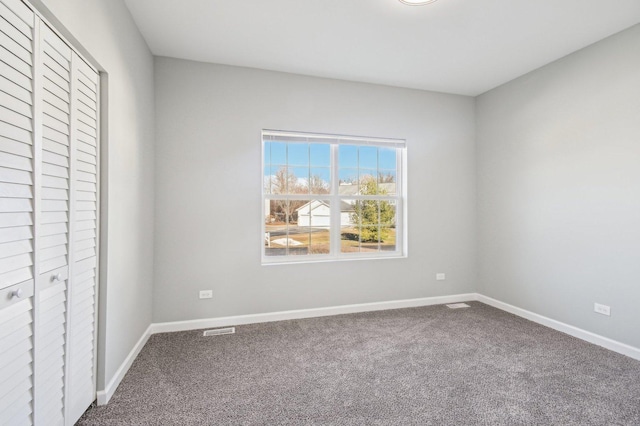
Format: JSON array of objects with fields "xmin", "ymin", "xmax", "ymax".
[
  {"xmin": 340, "ymin": 200, "xmax": 359, "ymax": 253},
  {"xmin": 310, "ymin": 168, "xmax": 330, "ymax": 194},
  {"xmin": 264, "ymin": 200, "xmax": 331, "ymax": 256},
  {"xmin": 358, "ymin": 173, "xmax": 378, "ymax": 195},
  {"xmin": 378, "ymin": 170, "xmax": 396, "ymax": 195},
  {"xmin": 339, "ymin": 169, "xmax": 358, "ymax": 186},
  {"xmin": 263, "ymin": 166, "xmax": 272, "ymax": 195},
  {"xmin": 380, "ymin": 227, "xmax": 396, "ymax": 252},
  {"xmin": 265, "ymin": 199, "xmax": 288, "ymax": 256},
  {"xmin": 310, "ymin": 144, "xmax": 330, "ymax": 167},
  {"xmin": 359, "ymin": 146, "xmax": 377, "ymax": 170},
  {"xmin": 359, "ymin": 225, "xmax": 380, "ymax": 252},
  {"xmin": 291, "ymin": 166, "xmax": 309, "ymax": 194},
  {"xmin": 340, "ymin": 199, "xmax": 396, "ymax": 254},
  {"xmin": 270, "ymin": 142, "xmax": 287, "ymax": 166},
  {"xmin": 270, "ymin": 166, "xmax": 297, "ymax": 194},
  {"xmin": 263, "ymin": 141, "xmax": 270, "ymax": 168},
  {"xmin": 339, "ymin": 145, "xmax": 358, "ymax": 169},
  {"xmin": 309, "ymin": 200, "xmax": 330, "ymax": 254},
  {"xmin": 288, "ymin": 143, "xmax": 309, "ymax": 166},
  {"xmin": 380, "ymin": 200, "xmax": 396, "ymax": 227},
  {"xmin": 378, "ymin": 147, "xmax": 396, "ymax": 170}
]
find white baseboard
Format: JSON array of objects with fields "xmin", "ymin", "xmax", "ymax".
[
  {"xmin": 476, "ymin": 294, "xmax": 640, "ymax": 361},
  {"xmin": 149, "ymin": 293, "xmax": 478, "ymax": 334},
  {"xmin": 96, "ymin": 324, "xmax": 152, "ymax": 405}
]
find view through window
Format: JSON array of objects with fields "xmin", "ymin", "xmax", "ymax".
[{"xmin": 263, "ymin": 131, "xmax": 405, "ymax": 262}]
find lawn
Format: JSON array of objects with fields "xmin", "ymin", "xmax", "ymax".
[{"xmin": 266, "ymin": 226, "xmax": 396, "ymax": 254}]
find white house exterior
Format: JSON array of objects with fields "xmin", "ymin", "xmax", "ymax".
[
  {"xmin": 294, "ymin": 182, "xmax": 396, "ymax": 227},
  {"xmin": 296, "ymin": 200, "xmax": 354, "ymax": 227}
]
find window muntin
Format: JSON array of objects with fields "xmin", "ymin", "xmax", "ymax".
[{"xmin": 263, "ymin": 131, "xmax": 405, "ymax": 263}]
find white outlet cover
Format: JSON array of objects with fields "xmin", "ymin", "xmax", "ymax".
[
  {"xmin": 199, "ymin": 290, "xmax": 213, "ymax": 299},
  {"xmin": 436, "ymin": 273, "xmax": 446, "ymax": 281},
  {"xmin": 594, "ymin": 303, "xmax": 610, "ymax": 316}
]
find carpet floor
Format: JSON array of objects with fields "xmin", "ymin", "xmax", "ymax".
[{"xmin": 78, "ymin": 302, "xmax": 640, "ymax": 425}]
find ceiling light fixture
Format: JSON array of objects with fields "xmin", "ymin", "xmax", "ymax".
[{"xmin": 399, "ymin": 0, "xmax": 438, "ymax": 5}]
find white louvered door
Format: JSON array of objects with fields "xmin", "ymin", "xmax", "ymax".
[
  {"xmin": 0, "ymin": 1, "xmax": 100, "ymax": 425},
  {"xmin": 33, "ymin": 23, "xmax": 72, "ymax": 426},
  {"xmin": 66, "ymin": 53, "xmax": 99, "ymax": 425},
  {"xmin": 0, "ymin": 0, "xmax": 36, "ymax": 424}
]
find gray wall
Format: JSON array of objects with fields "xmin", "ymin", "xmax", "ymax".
[
  {"xmin": 476, "ymin": 24, "xmax": 640, "ymax": 348},
  {"xmin": 153, "ymin": 58, "xmax": 477, "ymax": 322},
  {"xmin": 37, "ymin": 0, "xmax": 155, "ymax": 389}
]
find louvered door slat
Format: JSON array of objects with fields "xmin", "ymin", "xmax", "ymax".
[
  {"xmin": 41, "ymin": 162, "xmax": 66, "ymax": 179},
  {"xmin": 43, "ymin": 138, "xmax": 68, "ymax": 157},
  {"xmin": 40, "ymin": 210, "xmax": 67, "ymax": 224},
  {"xmin": 0, "ymin": 14, "xmax": 33, "ymax": 51},
  {"xmin": 0, "ymin": 73, "xmax": 32, "ymax": 106},
  {"xmin": 0, "ymin": 210, "xmax": 32, "ymax": 226},
  {"xmin": 0, "ymin": 166, "xmax": 31, "ymax": 186},
  {"xmin": 0, "ymin": 251, "xmax": 32, "ymax": 274},
  {"xmin": 0, "ymin": 138, "xmax": 32, "ymax": 158},
  {"xmin": 0, "ymin": 59, "xmax": 31, "ymax": 92},
  {"xmin": 0, "ymin": 333, "xmax": 31, "ymax": 367},
  {"xmin": 3, "ymin": 396, "xmax": 33, "ymax": 426},
  {"xmin": 0, "ymin": 20, "xmax": 31, "ymax": 54},
  {"xmin": 0, "ymin": 381, "xmax": 31, "ymax": 415},
  {"xmin": 1, "ymin": 91, "xmax": 32, "ymax": 119},
  {"xmin": 0, "ymin": 240, "xmax": 32, "ymax": 261},
  {"xmin": 41, "ymin": 175, "xmax": 67, "ymax": 190},
  {"xmin": 42, "ymin": 89, "xmax": 68, "ymax": 114},
  {"xmin": 0, "ymin": 37, "xmax": 32, "ymax": 74}
]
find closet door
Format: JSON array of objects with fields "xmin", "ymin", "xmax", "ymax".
[
  {"xmin": 66, "ymin": 53, "xmax": 99, "ymax": 425},
  {"xmin": 33, "ymin": 22, "xmax": 72, "ymax": 426},
  {"xmin": 1, "ymin": 2, "xmax": 100, "ymax": 424},
  {"xmin": 0, "ymin": 0, "xmax": 36, "ymax": 424}
]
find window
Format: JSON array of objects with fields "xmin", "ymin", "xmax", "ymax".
[{"xmin": 262, "ymin": 130, "xmax": 406, "ymax": 263}]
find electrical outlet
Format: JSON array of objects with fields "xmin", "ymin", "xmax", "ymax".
[
  {"xmin": 199, "ymin": 290, "xmax": 213, "ymax": 299},
  {"xmin": 436, "ymin": 273, "xmax": 446, "ymax": 281},
  {"xmin": 594, "ymin": 303, "xmax": 610, "ymax": 316}
]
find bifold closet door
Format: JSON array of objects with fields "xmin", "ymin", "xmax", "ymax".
[
  {"xmin": 0, "ymin": 0, "xmax": 36, "ymax": 424},
  {"xmin": 34, "ymin": 22, "xmax": 72, "ymax": 426},
  {"xmin": 66, "ymin": 52, "xmax": 99, "ymax": 425},
  {"xmin": 1, "ymin": 0, "xmax": 100, "ymax": 423}
]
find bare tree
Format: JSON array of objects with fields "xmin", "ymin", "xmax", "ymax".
[
  {"xmin": 269, "ymin": 167, "xmax": 306, "ymax": 223},
  {"xmin": 271, "ymin": 167, "xmax": 299, "ymax": 195},
  {"xmin": 309, "ymin": 174, "xmax": 330, "ymax": 194},
  {"xmin": 378, "ymin": 172, "xmax": 395, "ymax": 183}
]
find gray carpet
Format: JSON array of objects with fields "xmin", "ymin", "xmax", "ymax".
[{"xmin": 78, "ymin": 302, "xmax": 640, "ymax": 425}]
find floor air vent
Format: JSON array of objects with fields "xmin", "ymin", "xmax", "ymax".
[
  {"xmin": 446, "ymin": 303, "xmax": 471, "ymax": 309},
  {"xmin": 203, "ymin": 327, "xmax": 236, "ymax": 336}
]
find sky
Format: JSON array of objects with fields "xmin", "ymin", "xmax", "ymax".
[{"xmin": 264, "ymin": 142, "xmax": 396, "ymax": 184}]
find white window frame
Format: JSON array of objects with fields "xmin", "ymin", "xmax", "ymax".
[{"xmin": 262, "ymin": 130, "xmax": 407, "ymax": 265}]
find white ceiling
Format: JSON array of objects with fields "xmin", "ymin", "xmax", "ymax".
[{"xmin": 123, "ymin": 0, "xmax": 640, "ymax": 96}]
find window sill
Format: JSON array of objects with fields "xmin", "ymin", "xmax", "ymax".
[{"xmin": 261, "ymin": 253, "xmax": 408, "ymax": 266}]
